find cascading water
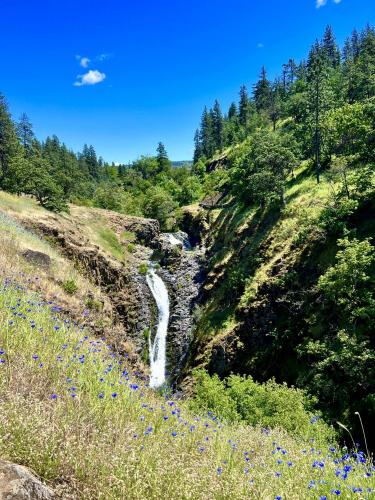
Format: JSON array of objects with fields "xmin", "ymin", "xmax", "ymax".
[{"xmin": 146, "ymin": 265, "xmax": 170, "ymax": 388}]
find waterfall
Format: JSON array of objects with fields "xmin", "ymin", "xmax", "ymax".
[{"xmin": 146, "ymin": 266, "xmax": 170, "ymax": 388}]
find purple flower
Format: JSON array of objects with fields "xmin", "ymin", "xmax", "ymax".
[{"xmin": 50, "ymin": 394, "xmax": 58, "ymax": 400}]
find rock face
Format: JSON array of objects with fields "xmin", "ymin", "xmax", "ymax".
[
  {"xmin": 13, "ymin": 208, "xmax": 160, "ymax": 360},
  {"xmin": 22, "ymin": 250, "xmax": 51, "ymax": 269},
  {"xmin": 180, "ymin": 207, "xmax": 209, "ymax": 246},
  {"xmin": 101, "ymin": 211, "xmax": 160, "ymax": 247},
  {"xmin": 153, "ymin": 233, "xmax": 206, "ymax": 384},
  {"xmin": 0, "ymin": 460, "xmax": 54, "ymax": 499}
]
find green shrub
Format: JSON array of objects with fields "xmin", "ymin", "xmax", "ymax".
[
  {"xmin": 61, "ymin": 279, "xmax": 78, "ymax": 295},
  {"xmin": 138, "ymin": 263, "xmax": 149, "ymax": 275},
  {"xmin": 191, "ymin": 370, "xmax": 334, "ymax": 444},
  {"xmin": 127, "ymin": 243, "xmax": 135, "ymax": 253}
]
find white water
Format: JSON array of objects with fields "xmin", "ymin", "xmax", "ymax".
[
  {"xmin": 165, "ymin": 233, "xmax": 182, "ymax": 247},
  {"xmin": 146, "ymin": 266, "xmax": 170, "ymax": 388}
]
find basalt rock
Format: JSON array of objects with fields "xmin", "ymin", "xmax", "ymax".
[
  {"xmin": 22, "ymin": 250, "xmax": 51, "ymax": 269},
  {"xmin": 0, "ymin": 460, "xmax": 55, "ymax": 499},
  {"xmin": 157, "ymin": 245, "xmax": 206, "ymax": 384}
]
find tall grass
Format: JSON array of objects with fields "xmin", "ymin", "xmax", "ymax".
[{"xmin": 0, "ymin": 278, "xmax": 374, "ymax": 498}]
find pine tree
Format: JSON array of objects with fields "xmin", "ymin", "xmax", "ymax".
[
  {"xmin": 228, "ymin": 102, "xmax": 238, "ymax": 120},
  {"xmin": 193, "ymin": 129, "xmax": 203, "ymax": 163},
  {"xmin": 239, "ymin": 85, "xmax": 251, "ymax": 127},
  {"xmin": 253, "ymin": 67, "xmax": 272, "ymax": 113},
  {"xmin": 351, "ymin": 29, "xmax": 361, "ymax": 59},
  {"xmin": 282, "ymin": 59, "xmax": 298, "ymax": 92},
  {"xmin": 307, "ymin": 40, "xmax": 333, "ymax": 183},
  {"xmin": 0, "ymin": 94, "xmax": 22, "ymax": 190},
  {"xmin": 322, "ymin": 25, "xmax": 340, "ymax": 68},
  {"xmin": 17, "ymin": 113, "xmax": 34, "ymax": 154},
  {"xmin": 156, "ymin": 142, "xmax": 171, "ymax": 173},
  {"xmin": 211, "ymin": 100, "xmax": 224, "ymax": 151},
  {"xmin": 200, "ymin": 107, "xmax": 215, "ymax": 158}
]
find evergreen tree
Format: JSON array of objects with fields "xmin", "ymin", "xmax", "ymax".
[
  {"xmin": 282, "ymin": 59, "xmax": 298, "ymax": 92},
  {"xmin": 16, "ymin": 113, "xmax": 34, "ymax": 154},
  {"xmin": 351, "ymin": 29, "xmax": 361, "ymax": 59},
  {"xmin": 239, "ymin": 85, "xmax": 251, "ymax": 127},
  {"xmin": 322, "ymin": 25, "xmax": 340, "ymax": 68},
  {"xmin": 228, "ymin": 102, "xmax": 238, "ymax": 120},
  {"xmin": 200, "ymin": 107, "xmax": 215, "ymax": 158},
  {"xmin": 0, "ymin": 95, "xmax": 22, "ymax": 190},
  {"xmin": 193, "ymin": 129, "xmax": 203, "ymax": 163},
  {"xmin": 307, "ymin": 40, "xmax": 333, "ymax": 183},
  {"xmin": 253, "ymin": 67, "xmax": 272, "ymax": 113},
  {"xmin": 211, "ymin": 100, "xmax": 224, "ymax": 151},
  {"xmin": 156, "ymin": 142, "xmax": 171, "ymax": 173}
]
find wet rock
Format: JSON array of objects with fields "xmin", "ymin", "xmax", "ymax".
[
  {"xmin": 158, "ymin": 246, "xmax": 206, "ymax": 384},
  {"xmin": 0, "ymin": 460, "xmax": 54, "ymax": 499},
  {"xmin": 22, "ymin": 250, "xmax": 51, "ymax": 269}
]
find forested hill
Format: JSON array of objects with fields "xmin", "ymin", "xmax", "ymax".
[{"xmin": 187, "ymin": 24, "xmax": 375, "ymax": 448}]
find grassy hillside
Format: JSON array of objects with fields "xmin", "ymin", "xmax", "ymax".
[
  {"xmin": 190, "ymin": 147, "xmax": 375, "ymax": 448},
  {"xmin": 0, "ymin": 196, "xmax": 373, "ymax": 498}
]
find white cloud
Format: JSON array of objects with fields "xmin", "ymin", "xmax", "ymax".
[
  {"xmin": 80, "ymin": 57, "xmax": 90, "ymax": 68},
  {"xmin": 316, "ymin": 0, "xmax": 342, "ymax": 7},
  {"xmin": 257, "ymin": 43, "xmax": 264, "ymax": 48},
  {"xmin": 74, "ymin": 70, "xmax": 106, "ymax": 87},
  {"xmin": 97, "ymin": 53, "xmax": 112, "ymax": 61},
  {"xmin": 75, "ymin": 55, "xmax": 91, "ymax": 67}
]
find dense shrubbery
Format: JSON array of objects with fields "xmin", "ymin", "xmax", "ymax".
[{"xmin": 191, "ymin": 370, "xmax": 334, "ymax": 443}]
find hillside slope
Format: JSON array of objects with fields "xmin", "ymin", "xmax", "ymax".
[
  {"xmin": 188, "ymin": 153, "xmax": 375, "ymax": 446},
  {"xmin": 0, "ymin": 195, "xmax": 374, "ymax": 498}
]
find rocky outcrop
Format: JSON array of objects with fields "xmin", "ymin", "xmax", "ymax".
[
  {"xmin": 0, "ymin": 460, "xmax": 54, "ymax": 499},
  {"xmin": 205, "ymin": 153, "xmax": 228, "ymax": 173},
  {"xmin": 12, "ymin": 209, "xmax": 159, "ymax": 360},
  {"xmin": 22, "ymin": 250, "xmax": 51, "ymax": 269},
  {"xmin": 180, "ymin": 207, "xmax": 209, "ymax": 246},
  {"xmin": 100, "ymin": 211, "xmax": 160, "ymax": 246}
]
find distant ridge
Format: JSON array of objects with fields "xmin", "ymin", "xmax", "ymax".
[{"xmin": 171, "ymin": 160, "xmax": 192, "ymax": 168}]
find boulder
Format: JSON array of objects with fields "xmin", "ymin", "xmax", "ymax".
[
  {"xmin": 22, "ymin": 250, "xmax": 51, "ymax": 269},
  {"xmin": 0, "ymin": 460, "xmax": 54, "ymax": 499}
]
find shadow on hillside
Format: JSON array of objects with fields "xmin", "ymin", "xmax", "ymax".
[{"xmin": 198, "ymin": 199, "xmax": 282, "ymax": 335}]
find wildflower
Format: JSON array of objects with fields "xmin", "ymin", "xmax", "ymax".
[
  {"xmin": 217, "ymin": 467, "xmax": 222, "ymax": 476},
  {"xmin": 32, "ymin": 354, "xmax": 39, "ymax": 360},
  {"xmin": 50, "ymin": 394, "xmax": 58, "ymax": 400},
  {"xmin": 171, "ymin": 432, "xmax": 177, "ymax": 437},
  {"xmin": 53, "ymin": 326, "xmax": 60, "ymax": 331},
  {"xmin": 98, "ymin": 392, "xmax": 104, "ymax": 399}
]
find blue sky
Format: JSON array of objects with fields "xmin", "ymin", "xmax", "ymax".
[{"xmin": 1, "ymin": 0, "xmax": 373, "ymax": 162}]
